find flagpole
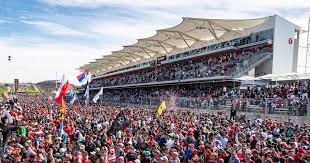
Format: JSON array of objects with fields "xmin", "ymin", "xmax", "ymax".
[
  {"xmin": 55, "ymin": 72, "xmax": 58, "ymax": 89},
  {"xmin": 305, "ymin": 17, "xmax": 310, "ymax": 74}
]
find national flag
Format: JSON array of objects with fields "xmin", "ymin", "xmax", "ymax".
[
  {"xmin": 59, "ymin": 97, "xmax": 66, "ymax": 122},
  {"xmin": 107, "ymin": 111, "xmax": 131, "ymax": 135},
  {"xmin": 55, "ymin": 74, "xmax": 71, "ymax": 104},
  {"xmin": 77, "ymin": 70, "xmax": 91, "ymax": 85},
  {"xmin": 157, "ymin": 101, "xmax": 166, "ymax": 115},
  {"xmin": 93, "ymin": 87, "xmax": 103, "ymax": 103},
  {"xmin": 83, "ymin": 82, "xmax": 89, "ymax": 105}
]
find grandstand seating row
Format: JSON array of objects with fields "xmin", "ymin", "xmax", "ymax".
[{"xmin": 90, "ymin": 45, "xmax": 272, "ymax": 88}]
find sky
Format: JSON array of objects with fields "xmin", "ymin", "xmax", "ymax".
[{"xmin": 0, "ymin": 0, "xmax": 310, "ymax": 85}]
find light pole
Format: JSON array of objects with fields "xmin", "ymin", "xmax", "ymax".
[{"xmin": 305, "ymin": 17, "xmax": 310, "ymax": 74}]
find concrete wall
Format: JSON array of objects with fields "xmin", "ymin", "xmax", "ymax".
[
  {"xmin": 272, "ymin": 15, "xmax": 300, "ymax": 74},
  {"xmin": 292, "ymin": 31, "xmax": 300, "ymax": 72},
  {"xmin": 255, "ymin": 58, "xmax": 273, "ymax": 76}
]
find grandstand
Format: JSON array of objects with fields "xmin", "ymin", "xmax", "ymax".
[
  {"xmin": 79, "ymin": 15, "xmax": 301, "ymax": 106},
  {"xmin": 36, "ymin": 80, "xmax": 59, "ymax": 95}
]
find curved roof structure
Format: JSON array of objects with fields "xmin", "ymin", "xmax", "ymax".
[{"xmin": 80, "ymin": 16, "xmax": 271, "ymax": 74}]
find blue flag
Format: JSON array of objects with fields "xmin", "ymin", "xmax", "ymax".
[
  {"xmin": 59, "ymin": 122, "xmax": 64, "ymax": 136},
  {"xmin": 67, "ymin": 89, "xmax": 75, "ymax": 98},
  {"xmin": 70, "ymin": 93, "xmax": 77, "ymax": 105}
]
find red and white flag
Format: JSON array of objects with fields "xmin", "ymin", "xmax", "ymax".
[{"xmin": 54, "ymin": 74, "xmax": 71, "ymax": 104}]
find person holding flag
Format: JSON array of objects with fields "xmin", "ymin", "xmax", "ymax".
[
  {"xmin": 77, "ymin": 70, "xmax": 91, "ymax": 85},
  {"xmin": 157, "ymin": 101, "xmax": 167, "ymax": 116},
  {"xmin": 54, "ymin": 74, "xmax": 71, "ymax": 104},
  {"xmin": 83, "ymin": 81, "xmax": 89, "ymax": 105},
  {"xmin": 67, "ymin": 88, "xmax": 77, "ymax": 105},
  {"xmin": 59, "ymin": 97, "xmax": 66, "ymax": 137},
  {"xmin": 107, "ymin": 111, "xmax": 131, "ymax": 136},
  {"xmin": 93, "ymin": 87, "xmax": 103, "ymax": 103},
  {"xmin": 59, "ymin": 97, "xmax": 66, "ymax": 122}
]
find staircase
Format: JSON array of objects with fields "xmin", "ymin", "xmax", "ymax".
[{"xmin": 227, "ymin": 52, "xmax": 272, "ymax": 78}]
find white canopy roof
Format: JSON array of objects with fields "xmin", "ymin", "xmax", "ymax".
[
  {"xmin": 80, "ymin": 16, "xmax": 271, "ymax": 74},
  {"xmin": 236, "ymin": 76, "xmax": 260, "ymax": 81},
  {"xmin": 271, "ymin": 73, "xmax": 310, "ymax": 81}
]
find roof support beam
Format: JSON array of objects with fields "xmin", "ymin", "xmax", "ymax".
[
  {"xmin": 140, "ymin": 39, "xmax": 177, "ymax": 48},
  {"xmin": 141, "ymin": 48, "xmax": 153, "ymax": 58},
  {"xmin": 125, "ymin": 46, "xmax": 154, "ymax": 58},
  {"xmin": 125, "ymin": 45, "xmax": 158, "ymax": 54},
  {"xmin": 106, "ymin": 56, "xmax": 127, "ymax": 65},
  {"xmin": 112, "ymin": 51, "xmax": 143, "ymax": 59},
  {"xmin": 118, "ymin": 56, "xmax": 134, "ymax": 62},
  {"xmin": 102, "ymin": 59, "xmax": 125, "ymax": 65},
  {"xmin": 123, "ymin": 55, "xmax": 138, "ymax": 62},
  {"xmin": 206, "ymin": 20, "xmax": 231, "ymax": 32},
  {"xmin": 124, "ymin": 52, "xmax": 144, "ymax": 59},
  {"xmin": 112, "ymin": 51, "xmax": 144, "ymax": 61},
  {"xmin": 207, "ymin": 20, "xmax": 241, "ymax": 34},
  {"xmin": 179, "ymin": 32, "xmax": 191, "ymax": 48},
  {"xmin": 157, "ymin": 41, "xmax": 169, "ymax": 53},
  {"xmin": 159, "ymin": 29, "xmax": 201, "ymax": 42},
  {"xmin": 208, "ymin": 23, "xmax": 219, "ymax": 40},
  {"xmin": 91, "ymin": 64, "xmax": 112, "ymax": 70},
  {"xmin": 142, "ymin": 39, "xmax": 169, "ymax": 54}
]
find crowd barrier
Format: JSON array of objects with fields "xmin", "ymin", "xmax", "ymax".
[{"xmin": 99, "ymin": 96, "xmax": 310, "ymax": 117}]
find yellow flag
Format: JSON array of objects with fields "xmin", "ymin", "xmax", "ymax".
[
  {"xmin": 2, "ymin": 91, "xmax": 9, "ymax": 99},
  {"xmin": 157, "ymin": 101, "xmax": 166, "ymax": 115},
  {"xmin": 59, "ymin": 97, "xmax": 66, "ymax": 121},
  {"xmin": 135, "ymin": 130, "xmax": 140, "ymax": 140}
]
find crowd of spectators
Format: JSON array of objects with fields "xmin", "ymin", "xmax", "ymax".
[
  {"xmin": 90, "ymin": 45, "xmax": 272, "ymax": 88},
  {"xmin": 1, "ymin": 94, "xmax": 310, "ymax": 162},
  {"xmin": 95, "ymin": 80, "xmax": 310, "ymax": 116}
]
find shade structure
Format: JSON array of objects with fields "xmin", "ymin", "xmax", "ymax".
[
  {"xmin": 80, "ymin": 16, "xmax": 272, "ymax": 75},
  {"xmin": 236, "ymin": 76, "xmax": 258, "ymax": 81}
]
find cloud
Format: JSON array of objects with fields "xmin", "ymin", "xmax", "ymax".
[
  {"xmin": 0, "ymin": 38, "xmax": 106, "ymax": 84},
  {"xmin": 39, "ymin": 0, "xmax": 310, "ymax": 10},
  {"xmin": 89, "ymin": 19, "xmax": 168, "ymax": 44},
  {"xmin": 38, "ymin": 0, "xmax": 198, "ymax": 8},
  {"xmin": 0, "ymin": 20, "xmax": 11, "ymax": 23},
  {"xmin": 1, "ymin": 0, "xmax": 309, "ymax": 84},
  {"xmin": 22, "ymin": 20, "xmax": 88, "ymax": 37}
]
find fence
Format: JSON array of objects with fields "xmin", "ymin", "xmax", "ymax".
[{"xmin": 100, "ymin": 95, "xmax": 310, "ymax": 118}]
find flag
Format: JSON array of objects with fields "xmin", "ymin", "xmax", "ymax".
[
  {"xmin": 93, "ymin": 87, "xmax": 103, "ymax": 103},
  {"xmin": 83, "ymin": 82, "xmax": 89, "ymax": 105},
  {"xmin": 107, "ymin": 111, "xmax": 131, "ymax": 135},
  {"xmin": 70, "ymin": 93, "xmax": 77, "ymax": 105},
  {"xmin": 2, "ymin": 91, "xmax": 9, "ymax": 99},
  {"xmin": 59, "ymin": 122, "xmax": 64, "ymax": 136},
  {"xmin": 19, "ymin": 126, "xmax": 27, "ymax": 136},
  {"xmin": 157, "ymin": 101, "xmax": 166, "ymax": 115},
  {"xmin": 67, "ymin": 88, "xmax": 77, "ymax": 105},
  {"xmin": 74, "ymin": 103, "xmax": 79, "ymax": 112},
  {"xmin": 59, "ymin": 97, "xmax": 66, "ymax": 122},
  {"xmin": 67, "ymin": 89, "xmax": 75, "ymax": 98},
  {"xmin": 55, "ymin": 74, "xmax": 71, "ymax": 104},
  {"xmin": 77, "ymin": 70, "xmax": 91, "ymax": 85}
]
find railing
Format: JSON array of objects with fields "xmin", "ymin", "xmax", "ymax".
[
  {"xmin": 99, "ymin": 96, "xmax": 309, "ymax": 117},
  {"xmin": 228, "ymin": 52, "xmax": 272, "ymax": 78},
  {"xmin": 88, "ymin": 51, "xmax": 272, "ymax": 89}
]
